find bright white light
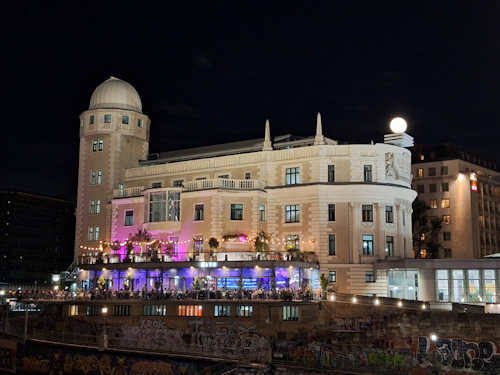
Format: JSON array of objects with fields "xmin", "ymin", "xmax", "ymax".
[
  {"xmin": 390, "ymin": 117, "xmax": 407, "ymax": 134},
  {"xmin": 397, "ymin": 301, "xmax": 403, "ymax": 307},
  {"xmin": 352, "ymin": 297, "xmax": 357, "ymax": 303},
  {"xmin": 374, "ymin": 299, "xmax": 380, "ymax": 305},
  {"xmin": 430, "ymin": 334, "xmax": 437, "ymax": 341},
  {"xmin": 102, "ymin": 306, "xmax": 108, "ymax": 314}
]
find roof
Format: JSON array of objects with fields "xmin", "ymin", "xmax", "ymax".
[{"xmin": 89, "ymin": 76, "xmax": 142, "ymax": 113}]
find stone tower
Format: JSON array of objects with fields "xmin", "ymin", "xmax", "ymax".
[{"xmin": 75, "ymin": 77, "xmax": 150, "ymax": 258}]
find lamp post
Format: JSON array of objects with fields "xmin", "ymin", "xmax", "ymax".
[{"xmin": 99, "ymin": 306, "xmax": 108, "ymax": 350}]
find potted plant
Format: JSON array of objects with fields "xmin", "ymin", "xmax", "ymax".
[
  {"xmin": 208, "ymin": 237, "xmax": 219, "ymax": 260},
  {"xmin": 97, "ymin": 275, "xmax": 106, "ymax": 291},
  {"xmin": 320, "ymin": 273, "xmax": 329, "ymax": 300},
  {"xmin": 253, "ymin": 230, "xmax": 270, "ymax": 259}
]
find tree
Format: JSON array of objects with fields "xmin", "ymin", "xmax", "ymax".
[
  {"xmin": 320, "ymin": 274, "xmax": 329, "ymax": 292},
  {"xmin": 412, "ymin": 197, "xmax": 443, "ymax": 259},
  {"xmin": 253, "ymin": 231, "xmax": 271, "ymax": 257}
]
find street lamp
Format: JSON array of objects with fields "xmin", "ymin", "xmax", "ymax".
[{"xmin": 100, "ymin": 306, "xmax": 108, "ymax": 351}]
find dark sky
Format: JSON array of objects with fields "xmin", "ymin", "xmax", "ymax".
[{"xmin": 2, "ymin": 2, "xmax": 500, "ymax": 200}]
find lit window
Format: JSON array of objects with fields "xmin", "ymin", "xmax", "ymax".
[
  {"xmin": 95, "ymin": 227, "xmax": 100, "ymax": 241},
  {"xmin": 92, "ymin": 140, "xmax": 98, "ymax": 152},
  {"xmin": 98, "ymin": 139, "xmax": 103, "ymax": 151},
  {"xmin": 97, "ymin": 170, "xmax": 102, "ymax": 184},
  {"xmin": 283, "ymin": 306, "xmax": 299, "ymax": 321},
  {"xmin": 441, "ymin": 199, "xmax": 450, "ymax": 208},
  {"xmin": 89, "ymin": 200, "xmax": 95, "ymax": 214},
  {"xmin": 386, "ymin": 236, "xmax": 394, "ymax": 256},
  {"xmin": 420, "ymin": 154, "xmax": 424, "ymax": 161},
  {"xmin": 231, "ymin": 204, "xmax": 243, "ymax": 220},
  {"xmin": 69, "ymin": 305, "xmax": 79, "ymax": 316},
  {"xmin": 286, "ymin": 167, "xmax": 300, "ymax": 185},
  {"xmin": 441, "ymin": 166, "xmax": 448, "ymax": 175},
  {"xmin": 417, "ymin": 168, "xmax": 424, "ymax": 177},
  {"xmin": 385, "ymin": 206, "xmax": 393, "ymax": 223},
  {"xmin": 88, "ymin": 227, "xmax": 94, "ymax": 241},
  {"xmin": 285, "ymin": 205, "xmax": 300, "ymax": 223},
  {"xmin": 168, "ymin": 191, "xmax": 180, "ymax": 222},
  {"xmin": 91, "ymin": 171, "xmax": 96, "ymax": 185},
  {"xmin": 170, "ymin": 236, "xmax": 179, "ymax": 255},
  {"xmin": 96, "ymin": 200, "xmax": 101, "ymax": 214},
  {"xmin": 429, "ymin": 184, "xmax": 437, "ymax": 193},
  {"xmin": 122, "ymin": 115, "xmax": 129, "ymax": 124},
  {"xmin": 259, "ymin": 205, "xmax": 266, "ymax": 222},
  {"xmin": 125, "ymin": 210, "xmax": 134, "ymax": 226},
  {"xmin": 430, "ymin": 199, "xmax": 437, "ymax": 209},
  {"xmin": 89, "ymin": 115, "xmax": 94, "ymax": 125},
  {"xmin": 194, "ymin": 235, "xmax": 204, "ymax": 253},
  {"xmin": 442, "ymin": 215, "xmax": 451, "ymax": 224},
  {"xmin": 441, "ymin": 183, "xmax": 449, "ymax": 192},
  {"xmin": 214, "ymin": 305, "xmax": 231, "ymax": 317},
  {"xmin": 236, "ymin": 305, "xmax": 253, "ymax": 317},
  {"xmin": 138, "ymin": 118, "xmax": 143, "ymax": 128},
  {"xmin": 328, "ymin": 234, "xmax": 336, "ymax": 255},
  {"xmin": 428, "ymin": 167, "xmax": 436, "ymax": 176},
  {"xmin": 364, "ymin": 165, "xmax": 372, "ymax": 182},
  {"xmin": 286, "ymin": 235, "xmax": 300, "ymax": 251},
  {"xmin": 362, "ymin": 235, "xmax": 374, "ymax": 255},
  {"xmin": 362, "ymin": 205, "xmax": 373, "ymax": 222},
  {"xmin": 479, "ymin": 215, "xmax": 485, "ymax": 227},
  {"xmin": 365, "ymin": 271, "xmax": 375, "ymax": 283},
  {"xmin": 194, "ymin": 204, "xmax": 204, "ymax": 221},
  {"xmin": 328, "ymin": 165, "xmax": 335, "ymax": 182},
  {"xmin": 149, "ymin": 192, "xmax": 166, "ymax": 222},
  {"xmin": 104, "ymin": 114, "xmax": 111, "ymax": 123},
  {"xmin": 143, "ymin": 305, "xmax": 166, "ymax": 316},
  {"xmin": 328, "ymin": 204, "xmax": 335, "ymax": 221},
  {"xmin": 173, "ymin": 180, "xmax": 184, "ymax": 187},
  {"xmin": 443, "ymin": 232, "xmax": 451, "ymax": 241},
  {"xmin": 329, "ymin": 271, "xmax": 336, "ymax": 282},
  {"xmin": 178, "ymin": 305, "xmax": 202, "ymax": 317}
]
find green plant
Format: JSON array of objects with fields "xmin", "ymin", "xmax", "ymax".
[
  {"xmin": 253, "ymin": 231, "xmax": 270, "ymax": 255},
  {"xmin": 320, "ymin": 274, "xmax": 329, "ymax": 291},
  {"xmin": 209, "ymin": 237, "xmax": 219, "ymax": 250},
  {"xmin": 193, "ymin": 278, "xmax": 203, "ymax": 290},
  {"xmin": 236, "ymin": 278, "xmax": 244, "ymax": 291},
  {"xmin": 97, "ymin": 275, "xmax": 106, "ymax": 290}
]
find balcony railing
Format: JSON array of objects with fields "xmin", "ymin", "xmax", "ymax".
[
  {"xmin": 113, "ymin": 186, "xmax": 146, "ymax": 198},
  {"xmin": 183, "ymin": 179, "xmax": 266, "ymax": 191}
]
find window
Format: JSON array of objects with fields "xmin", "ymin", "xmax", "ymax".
[
  {"xmin": 362, "ymin": 205, "xmax": 373, "ymax": 222},
  {"xmin": 442, "ymin": 215, "xmax": 451, "ymax": 224},
  {"xmin": 441, "ymin": 199, "xmax": 450, "ymax": 208},
  {"xmin": 362, "ymin": 235, "xmax": 374, "ymax": 255},
  {"xmin": 113, "ymin": 305, "xmax": 131, "ymax": 316},
  {"xmin": 386, "ymin": 236, "xmax": 394, "ymax": 256},
  {"xmin": 286, "ymin": 167, "xmax": 300, "ymax": 185},
  {"xmin": 286, "ymin": 235, "xmax": 300, "ymax": 251},
  {"xmin": 168, "ymin": 191, "xmax": 180, "ymax": 221},
  {"xmin": 231, "ymin": 204, "xmax": 243, "ymax": 220},
  {"xmin": 138, "ymin": 118, "xmax": 143, "ymax": 128},
  {"xmin": 420, "ymin": 154, "xmax": 424, "ymax": 161},
  {"xmin": 428, "ymin": 167, "xmax": 436, "ymax": 176},
  {"xmin": 98, "ymin": 139, "xmax": 103, "ymax": 151},
  {"xmin": 178, "ymin": 305, "xmax": 202, "ymax": 317},
  {"xmin": 328, "ymin": 234, "xmax": 336, "ymax": 256},
  {"xmin": 170, "ymin": 236, "xmax": 179, "ymax": 256},
  {"xmin": 236, "ymin": 305, "xmax": 253, "ymax": 317},
  {"xmin": 149, "ymin": 192, "xmax": 166, "ymax": 222},
  {"xmin": 429, "ymin": 184, "xmax": 437, "ymax": 193},
  {"xmin": 285, "ymin": 205, "xmax": 300, "ymax": 223},
  {"xmin": 96, "ymin": 200, "xmax": 101, "ymax": 214},
  {"xmin": 86, "ymin": 305, "xmax": 102, "ymax": 316},
  {"xmin": 328, "ymin": 204, "xmax": 335, "ymax": 221},
  {"xmin": 89, "ymin": 115, "xmax": 94, "ymax": 124},
  {"xmin": 329, "ymin": 271, "xmax": 336, "ymax": 282},
  {"xmin": 443, "ymin": 248, "xmax": 452, "ymax": 258},
  {"xmin": 430, "ymin": 199, "xmax": 438, "ymax": 209},
  {"xmin": 88, "ymin": 227, "xmax": 94, "ymax": 241},
  {"xmin": 385, "ymin": 206, "xmax": 393, "ymax": 223},
  {"xmin": 92, "ymin": 140, "xmax": 98, "ymax": 152},
  {"xmin": 479, "ymin": 215, "xmax": 485, "ymax": 227},
  {"xmin": 104, "ymin": 114, "xmax": 111, "ymax": 123},
  {"xmin": 214, "ymin": 305, "xmax": 231, "ymax": 317},
  {"xmin": 328, "ymin": 165, "xmax": 335, "ymax": 182},
  {"xmin": 194, "ymin": 235, "xmax": 203, "ymax": 253},
  {"xmin": 91, "ymin": 171, "xmax": 96, "ymax": 185},
  {"xmin": 95, "ymin": 227, "xmax": 100, "ymax": 241},
  {"xmin": 259, "ymin": 205, "xmax": 266, "ymax": 222},
  {"xmin": 125, "ymin": 210, "xmax": 134, "ymax": 226},
  {"xmin": 122, "ymin": 115, "xmax": 129, "ymax": 124},
  {"xmin": 69, "ymin": 305, "xmax": 79, "ymax": 316},
  {"xmin": 194, "ymin": 204, "xmax": 204, "ymax": 221},
  {"xmin": 218, "ymin": 174, "xmax": 229, "ymax": 179},
  {"xmin": 443, "ymin": 232, "xmax": 451, "ymax": 241},
  {"xmin": 283, "ymin": 306, "xmax": 299, "ymax": 321},
  {"xmin": 416, "ymin": 185, "xmax": 425, "ymax": 193},
  {"xmin": 417, "ymin": 168, "xmax": 424, "ymax": 177},
  {"xmin": 173, "ymin": 180, "xmax": 183, "ymax": 187},
  {"xmin": 364, "ymin": 165, "xmax": 372, "ymax": 182},
  {"xmin": 441, "ymin": 166, "xmax": 448, "ymax": 175},
  {"xmin": 89, "ymin": 200, "xmax": 95, "ymax": 214},
  {"xmin": 97, "ymin": 170, "xmax": 102, "ymax": 184},
  {"xmin": 143, "ymin": 305, "xmax": 167, "ymax": 316},
  {"xmin": 152, "ymin": 182, "xmax": 162, "ymax": 188},
  {"xmin": 365, "ymin": 271, "xmax": 376, "ymax": 283},
  {"xmin": 244, "ymin": 172, "xmax": 251, "ymax": 180},
  {"xmin": 441, "ymin": 182, "xmax": 449, "ymax": 192}
]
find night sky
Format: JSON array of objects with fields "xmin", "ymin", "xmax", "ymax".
[{"xmin": 2, "ymin": 2, "xmax": 500, "ymax": 200}]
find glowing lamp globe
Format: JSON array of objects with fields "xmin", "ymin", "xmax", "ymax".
[{"xmin": 390, "ymin": 117, "xmax": 407, "ymax": 134}]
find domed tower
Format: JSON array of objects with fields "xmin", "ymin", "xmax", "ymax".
[{"xmin": 75, "ymin": 77, "xmax": 150, "ymax": 258}]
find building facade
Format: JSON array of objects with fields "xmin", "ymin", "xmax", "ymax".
[{"xmin": 73, "ymin": 77, "xmax": 416, "ymax": 297}]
